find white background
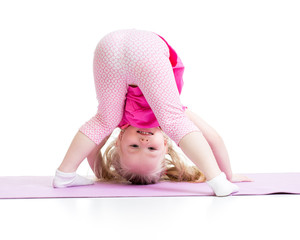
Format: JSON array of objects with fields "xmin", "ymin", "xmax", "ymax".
[
  {"xmin": 1, "ymin": 2, "xmax": 299, "ymax": 240},
  {"xmin": 1, "ymin": 0, "xmax": 299, "ymax": 176}
]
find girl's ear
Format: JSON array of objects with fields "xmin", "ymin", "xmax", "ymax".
[
  {"xmin": 115, "ymin": 130, "xmax": 124, "ymax": 147},
  {"xmin": 164, "ymin": 138, "xmax": 169, "ymax": 154}
]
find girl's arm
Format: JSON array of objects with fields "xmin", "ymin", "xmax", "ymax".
[{"xmin": 184, "ymin": 109, "xmax": 233, "ymax": 181}]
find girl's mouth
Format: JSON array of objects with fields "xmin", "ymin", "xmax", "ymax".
[{"xmin": 137, "ymin": 130, "xmax": 153, "ymax": 135}]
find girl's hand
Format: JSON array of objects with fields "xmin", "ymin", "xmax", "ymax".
[{"xmin": 230, "ymin": 174, "xmax": 253, "ymax": 183}]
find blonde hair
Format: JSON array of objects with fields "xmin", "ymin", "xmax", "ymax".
[{"xmin": 94, "ymin": 133, "xmax": 206, "ymax": 185}]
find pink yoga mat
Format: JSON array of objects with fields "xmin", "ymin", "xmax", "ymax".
[{"xmin": 0, "ymin": 173, "xmax": 299, "ymax": 199}]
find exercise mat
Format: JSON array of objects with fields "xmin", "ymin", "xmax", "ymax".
[{"xmin": 0, "ymin": 173, "xmax": 299, "ymax": 199}]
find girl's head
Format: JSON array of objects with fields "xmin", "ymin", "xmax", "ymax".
[
  {"xmin": 95, "ymin": 125, "xmax": 206, "ymax": 185},
  {"xmin": 114, "ymin": 125, "xmax": 168, "ymax": 184}
]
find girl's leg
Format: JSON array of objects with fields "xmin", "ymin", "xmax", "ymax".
[
  {"xmin": 125, "ymin": 30, "xmax": 238, "ymax": 196},
  {"xmin": 53, "ymin": 31, "xmax": 128, "ymax": 188},
  {"xmin": 87, "ymin": 133, "xmax": 112, "ymax": 173},
  {"xmin": 58, "ymin": 131, "xmax": 96, "ymax": 173},
  {"xmin": 185, "ymin": 109, "xmax": 233, "ymax": 180},
  {"xmin": 79, "ymin": 31, "xmax": 129, "ymax": 145}
]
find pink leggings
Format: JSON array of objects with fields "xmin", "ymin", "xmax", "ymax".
[{"xmin": 79, "ymin": 29, "xmax": 200, "ymax": 146}]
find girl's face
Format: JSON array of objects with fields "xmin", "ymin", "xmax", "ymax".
[{"xmin": 116, "ymin": 126, "xmax": 168, "ymax": 175}]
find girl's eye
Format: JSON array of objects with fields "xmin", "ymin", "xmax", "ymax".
[{"xmin": 130, "ymin": 145, "xmax": 156, "ymax": 151}]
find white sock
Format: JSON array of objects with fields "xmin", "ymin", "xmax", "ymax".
[
  {"xmin": 206, "ymin": 172, "xmax": 239, "ymax": 197},
  {"xmin": 52, "ymin": 169, "xmax": 94, "ymax": 188}
]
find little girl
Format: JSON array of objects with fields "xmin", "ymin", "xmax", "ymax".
[{"xmin": 53, "ymin": 29, "xmax": 250, "ymax": 196}]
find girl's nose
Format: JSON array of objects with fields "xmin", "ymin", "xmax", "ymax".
[{"xmin": 139, "ymin": 137, "xmax": 149, "ymax": 144}]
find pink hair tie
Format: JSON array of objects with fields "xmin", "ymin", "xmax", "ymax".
[{"xmin": 120, "ymin": 124, "xmax": 130, "ymax": 130}]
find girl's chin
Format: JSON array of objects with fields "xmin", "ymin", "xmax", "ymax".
[
  {"xmin": 137, "ymin": 127, "xmax": 161, "ymax": 133},
  {"xmin": 129, "ymin": 126, "xmax": 160, "ymax": 130}
]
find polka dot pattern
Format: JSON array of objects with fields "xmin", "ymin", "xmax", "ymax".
[{"xmin": 79, "ymin": 29, "xmax": 200, "ymax": 146}]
